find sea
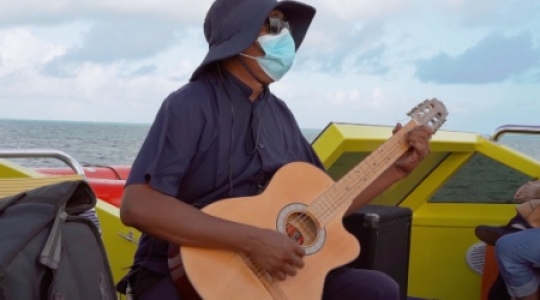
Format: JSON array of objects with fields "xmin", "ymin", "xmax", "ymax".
[
  {"xmin": 0, "ymin": 119, "xmax": 323, "ymax": 168},
  {"xmin": 1, "ymin": 119, "xmax": 540, "ymax": 168}
]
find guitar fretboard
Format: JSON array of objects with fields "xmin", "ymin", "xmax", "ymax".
[{"xmin": 306, "ymin": 121, "xmax": 416, "ymax": 225}]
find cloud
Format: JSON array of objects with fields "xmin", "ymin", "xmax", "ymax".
[
  {"xmin": 42, "ymin": 20, "xmax": 180, "ymax": 68},
  {"xmin": 129, "ymin": 65, "xmax": 158, "ymax": 77},
  {"xmin": 414, "ymin": 32, "xmax": 540, "ymax": 84},
  {"xmin": 294, "ymin": 19, "xmax": 391, "ymax": 76},
  {"xmin": 2, "ymin": 0, "xmax": 540, "ymax": 137},
  {"xmin": 0, "ymin": 28, "xmax": 64, "ymax": 76},
  {"xmin": 314, "ymin": 0, "xmax": 414, "ymax": 23},
  {"xmin": 0, "ymin": 0, "xmax": 213, "ymax": 28},
  {"xmin": 450, "ymin": 0, "xmax": 540, "ymax": 30},
  {"xmin": 352, "ymin": 44, "xmax": 390, "ymax": 76},
  {"xmin": 39, "ymin": 20, "xmax": 186, "ymax": 78}
]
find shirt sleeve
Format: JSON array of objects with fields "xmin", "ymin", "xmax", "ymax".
[{"xmin": 126, "ymin": 88, "xmax": 206, "ymax": 197}]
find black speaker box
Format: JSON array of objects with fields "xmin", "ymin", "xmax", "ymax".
[{"xmin": 342, "ymin": 204, "xmax": 413, "ymax": 300}]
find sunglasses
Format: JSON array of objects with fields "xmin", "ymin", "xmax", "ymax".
[{"xmin": 267, "ymin": 17, "xmax": 291, "ymax": 35}]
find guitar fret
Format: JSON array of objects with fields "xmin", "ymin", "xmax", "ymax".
[{"xmin": 309, "ymin": 122, "xmax": 415, "ymax": 226}]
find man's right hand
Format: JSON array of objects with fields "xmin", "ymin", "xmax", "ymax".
[{"xmin": 246, "ymin": 228, "xmax": 305, "ymax": 281}]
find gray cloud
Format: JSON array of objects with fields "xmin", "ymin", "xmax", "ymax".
[
  {"xmin": 415, "ymin": 32, "xmax": 540, "ymax": 84},
  {"xmin": 64, "ymin": 21, "xmax": 177, "ymax": 62},
  {"xmin": 352, "ymin": 44, "xmax": 390, "ymax": 76},
  {"xmin": 130, "ymin": 65, "xmax": 157, "ymax": 77},
  {"xmin": 295, "ymin": 20, "xmax": 389, "ymax": 75},
  {"xmin": 41, "ymin": 20, "xmax": 180, "ymax": 77},
  {"xmin": 458, "ymin": 1, "xmax": 540, "ymax": 30},
  {"xmin": 40, "ymin": 60, "xmax": 78, "ymax": 78},
  {"xmin": 0, "ymin": 1, "xmax": 208, "ymax": 28},
  {"xmin": 295, "ymin": 46, "xmax": 389, "ymax": 76}
]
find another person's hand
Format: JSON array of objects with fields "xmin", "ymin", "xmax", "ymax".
[
  {"xmin": 247, "ymin": 228, "xmax": 305, "ymax": 281},
  {"xmin": 514, "ymin": 180, "xmax": 540, "ymax": 203},
  {"xmin": 392, "ymin": 123, "xmax": 433, "ymax": 179}
]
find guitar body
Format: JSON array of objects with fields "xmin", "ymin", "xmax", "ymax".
[{"xmin": 180, "ymin": 162, "xmax": 360, "ymax": 300}]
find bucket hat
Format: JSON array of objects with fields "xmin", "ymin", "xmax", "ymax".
[{"xmin": 190, "ymin": 0, "xmax": 316, "ymax": 81}]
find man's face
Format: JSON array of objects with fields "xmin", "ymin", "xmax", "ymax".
[{"xmin": 242, "ymin": 10, "xmax": 289, "ymax": 83}]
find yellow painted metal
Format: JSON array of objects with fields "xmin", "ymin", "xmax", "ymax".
[
  {"xmin": 407, "ymin": 203, "xmax": 516, "ymax": 300},
  {"xmin": 400, "ymin": 151, "xmax": 473, "ymax": 210},
  {"xmin": 0, "ymin": 174, "xmax": 83, "ymax": 197},
  {"xmin": 95, "ymin": 200, "xmax": 140, "ymax": 283},
  {"xmin": 479, "ymin": 137, "xmax": 540, "ymax": 178},
  {"xmin": 398, "ymin": 135, "xmax": 540, "ymax": 299},
  {"xmin": 313, "ymin": 122, "xmax": 540, "ymax": 300},
  {"xmin": 0, "ymin": 159, "xmax": 46, "ymax": 179},
  {"xmin": 312, "ymin": 123, "xmax": 346, "ymax": 169}
]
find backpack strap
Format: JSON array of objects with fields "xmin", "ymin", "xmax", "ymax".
[{"xmin": 40, "ymin": 206, "xmax": 67, "ymax": 270}]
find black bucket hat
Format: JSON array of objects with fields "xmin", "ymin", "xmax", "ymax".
[{"xmin": 190, "ymin": 0, "xmax": 316, "ymax": 81}]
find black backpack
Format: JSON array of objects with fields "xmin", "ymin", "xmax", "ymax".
[{"xmin": 0, "ymin": 180, "xmax": 116, "ymax": 300}]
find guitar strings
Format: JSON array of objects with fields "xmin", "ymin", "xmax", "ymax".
[
  {"xmin": 316, "ymin": 139, "xmax": 404, "ymax": 224},
  {"xmin": 287, "ymin": 131, "xmax": 407, "ymax": 243},
  {"xmin": 285, "ymin": 123, "xmax": 413, "ymax": 242},
  {"xmin": 293, "ymin": 126, "xmax": 407, "ymax": 239},
  {"xmin": 287, "ymin": 103, "xmax": 440, "ymax": 232},
  {"xmin": 314, "ymin": 126, "xmax": 411, "ymax": 224}
]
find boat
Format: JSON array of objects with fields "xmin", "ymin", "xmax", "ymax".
[{"xmin": 2, "ymin": 122, "xmax": 540, "ymax": 300}]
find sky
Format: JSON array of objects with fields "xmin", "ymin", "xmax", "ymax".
[{"xmin": 0, "ymin": 0, "xmax": 539, "ymax": 135}]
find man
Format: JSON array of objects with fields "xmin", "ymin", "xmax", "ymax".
[
  {"xmin": 476, "ymin": 180, "xmax": 540, "ymax": 300},
  {"xmin": 118, "ymin": 0, "xmax": 433, "ymax": 299}
]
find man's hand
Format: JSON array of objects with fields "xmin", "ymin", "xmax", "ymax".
[
  {"xmin": 246, "ymin": 228, "xmax": 305, "ymax": 281},
  {"xmin": 392, "ymin": 123, "xmax": 433, "ymax": 179}
]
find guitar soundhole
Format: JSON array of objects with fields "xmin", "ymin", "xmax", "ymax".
[
  {"xmin": 277, "ymin": 203, "xmax": 326, "ymax": 255},
  {"xmin": 285, "ymin": 213, "xmax": 318, "ymax": 247}
]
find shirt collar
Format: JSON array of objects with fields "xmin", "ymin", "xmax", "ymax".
[{"xmin": 223, "ymin": 69, "xmax": 269, "ymax": 102}]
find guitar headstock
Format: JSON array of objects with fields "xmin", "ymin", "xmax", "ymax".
[{"xmin": 407, "ymin": 98, "xmax": 448, "ymax": 133}]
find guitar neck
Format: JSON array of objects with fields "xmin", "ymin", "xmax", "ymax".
[{"xmin": 306, "ymin": 120, "xmax": 417, "ymax": 225}]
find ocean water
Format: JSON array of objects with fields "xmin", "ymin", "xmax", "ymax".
[
  {"xmin": 0, "ymin": 119, "xmax": 322, "ymax": 168},
  {"xmin": 1, "ymin": 119, "xmax": 540, "ymax": 168}
]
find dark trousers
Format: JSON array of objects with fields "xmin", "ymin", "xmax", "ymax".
[
  {"xmin": 131, "ymin": 267, "xmax": 400, "ymax": 300},
  {"xmin": 323, "ymin": 267, "xmax": 400, "ymax": 300}
]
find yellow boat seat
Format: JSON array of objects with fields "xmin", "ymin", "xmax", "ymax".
[
  {"xmin": 0, "ymin": 174, "xmax": 101, "ymax": 232},
  {"xmin": 0, "ymin": 174, "xmax": 84, "ymax": 198}
]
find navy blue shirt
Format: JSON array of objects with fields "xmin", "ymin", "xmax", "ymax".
[{"xmin": 126, "ymin": 69, "xmax": 325, "ymax": 274}]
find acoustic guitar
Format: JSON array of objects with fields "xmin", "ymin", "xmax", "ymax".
[{"xmin": 169, "ymin": 98, "xmax": 448, "ymax": 300}]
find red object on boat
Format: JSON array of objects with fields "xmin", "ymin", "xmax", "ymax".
[
  {"xmin": 35, "ymin": 165, "xmax": 131, "ymax": 180},
  {"xmin": 89, "ymin": 179, "xmax": 125, "ymax": 208},
  {"xmin": 35, "ymin": 165, "xmax": 131, "ymax": 208}
]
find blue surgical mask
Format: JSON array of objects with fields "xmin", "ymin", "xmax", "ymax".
[{"xmin": 240, "ymin": 28, "xmax": 296, "ymax": 81}]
